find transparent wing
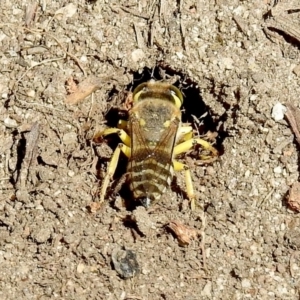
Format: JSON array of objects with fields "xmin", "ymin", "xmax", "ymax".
[{"xmin": 129, "ymin": 114, "xmax": 180, "ymax": 190}]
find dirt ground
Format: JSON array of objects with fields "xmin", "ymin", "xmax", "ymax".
[{"xmin": 1, "ymin": 0, "xmax": 300, "ymax": 299}]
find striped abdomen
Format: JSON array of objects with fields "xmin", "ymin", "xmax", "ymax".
[
  {"xmin": 127, "ymin": 89, "xmax": 181, "ymax": 207},
  {"xmin": 128, "ymin": 150, "xmax": 174, "ymax": 207}
]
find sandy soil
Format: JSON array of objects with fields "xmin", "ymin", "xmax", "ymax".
[{"xmin": 1, "ymin": 0, "xmax": 300, "ymax": 299}]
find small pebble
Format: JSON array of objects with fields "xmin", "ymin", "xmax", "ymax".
[
  {"xmin": 222, "ymin": 57, "xmax": 234, "ymax": 70},
  {"xmin": 293, "ymin": 64, "xmax": 300, "ymax": 77},
  {"xmin": 271, "ymin": 103, "xmax": 286, "ymax": 121},
  {"xmin": 77, "ymin": 263, "xmax": 85, "ymax": 274},
  {"xmin": 68, "ymin": 170, "xmax": 75, "ymax": 177},
  {"xmin": 241, "ymin": 278, "xmax": 251, "ymax": 288},
  {"xmin": 111, "ymin": 248, "xmax": 140, "ymax": 279},
  {"xmin": 274, "ymin": 166, "xmax": 282, "ymax": 174},
  {"xmin": 26, "ymin": 89, "xmax": 35, "ymax": 98},
  {"xmin": 4, "ymin": 117, "xmax": 18, "ymax": 128},
  {"xmin": 131, "ymin": 49, "xmax": 145, "ymax": 62},
  {"xmin": 63, "ymin": 132, "xmax": 77, "ymax": 145}
]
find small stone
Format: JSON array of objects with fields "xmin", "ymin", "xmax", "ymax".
[
  {"xmin": 68, "ymin": 170, "xmax": 75, "ymax": 177},
  {"xmin": 222, "ymin": 57, "xmax": 234, "ymax": 70},
  {"xmin": 80, "ymin": 55, "xmax": 87, "ymax": 62},
  {"xmin": 287, "ymin": 182, "xmax": 300, "ymax": 212},
  {"xmin": 131, "ymin": 49, "xmax": 145, "ymax": 62},
  {"xmin": 26, "ymin": 89, "xmax": 35, "ymax": 98},
  {"xmin": 293, "ymin": 64, "xmax": 300, "ymax": 76},
  {"xmin": 77, "ymin": 263, "xmax": 85, "ymax": 274},
  {"xmin": 201, "ymin": 281, "xmax": 212, "ymax": 297},
  {"xmin": 132, "ymin": 206, "xmax": 155, "ymax": 236},
  {"xmin": 31, "ymin": 227, "xmax": 52, "ymax": 243},
  {"xmin": 111, "ymin": 248, "xmax": 140, "ymax": 279},
  {"xmin": 176, "ymin": 52, "xmax": 184, "ymax": 59},
  {"xmin": 271, "ymin": 103, "xmax": 286, "ymax": 121},
  {"xmin": 274, "ymin": 166, "xmax": 282, "ymax": 174},
  {"xmin": 252, "ymin": 72, "xmax": 264, "ymax": 83},
  {"xmin": 276, "ymin": 264, "xmax": 285, "ymax": 274},
  {"xmin": 62, "ymin": 132, "xmax": 77, "ymax": 145},
  {"xmin": 55, "ymin": 3, "xmax": 77, "ymax": 19},
  {"xmin": 4, "ymin": 117, "xmax": 18, "ymax": 128},
  {"xmin": 241, "ymin": 278, "xmax": 251, "ymax": 288}
]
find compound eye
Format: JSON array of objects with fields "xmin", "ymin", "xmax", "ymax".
[
  {"xmin": 133, "ymin": 83, "xmax": 148, "ymax": 102},
  {"xmin": 169, "ymin": 86, "xmax": 183, "ymax": 108}
]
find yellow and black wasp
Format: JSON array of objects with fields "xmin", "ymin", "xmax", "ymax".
[{"xmin": 94, "ymin": 80, "xmax": 218, "ymax": 209}]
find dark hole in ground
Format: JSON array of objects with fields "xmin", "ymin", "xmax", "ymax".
[
  {"xmin": 99, "ymin": 64, "xmax": 227, "ymax": 210},
  {"xmin": 12, "ymin": 136, "xmax": 26, "ymax": 185}
]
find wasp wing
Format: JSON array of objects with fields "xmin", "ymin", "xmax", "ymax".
[{"xmin": 128, "ymin": 114, "xmax": 180, "ymax": 199}]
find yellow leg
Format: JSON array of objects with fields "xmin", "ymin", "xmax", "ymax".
[
  {"xmin": 94, "ymin": 128, "xmax": 131, "ymax": 146},
  {"xmin": 174, "ymin": 138, "xmax": 218, "ymax": 157},
  {"xmin": 173, "ymin": 160, "xmax": 196, "ymax": 210},
  {"xmin": 100, "ymin": 143, "xmax": 131, "ymax": 203},
  {"xmin": 177, "ymin": 126, "xmax": 193, "ymax": 141},
  {"xmin": 117, "ymin": 119, "xmax": 128, "ymax": 130}
]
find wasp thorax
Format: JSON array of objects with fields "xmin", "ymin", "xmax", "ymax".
[{"xmin": 133, "ymin": 81, "xmax": 183, "ymax": 108}]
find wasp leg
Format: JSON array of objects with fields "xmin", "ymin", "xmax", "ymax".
[
  {"xmin": 100, "ymin": 143, "xmax": 131, "ymax": 204},
  {"xmin": 174, "ymin": 138, "xmax": 218, "ymax": 158},
  {"xmin": 173, "ymin": 137, "xmax": 218, "ymax": 210},
  {"xmin": 173, "ymin": 160, "xmax": 196, "ymax": 210},
  {"xmin": 177, "ymin": 126, "xmax": 193, "ymax": 141},
  {"xmin": 117, "ymin": 120, "xmax": 128, "ymax": 130},
  {"xmin": 94, "ymin": 128, "xmax": 131, "ymax": 146}
]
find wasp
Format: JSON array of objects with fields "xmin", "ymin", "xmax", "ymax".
[{"xmin": 94, "ymin": 80, "xmax": 218, "ymax": 209}]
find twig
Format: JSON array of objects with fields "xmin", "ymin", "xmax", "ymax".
[
  {"xmin": 264, "ymin": 1, "xmax": 300, "ymax": 44},
  {"xmin": 199, "ymin": 211, "xmax": 207, "ymax": 271},
  {"xmin": 24, "ymin": 27, "xmax": 87, "ymax": 77},
  {"xmin": 257, "ymin": 187, "xmax": 275, "ymax": 208},
  {"xmin": 16, "ymin": 122, "xmax": 40, "ymax": 190},
  {"xmin": 110, "ymin": 5, "xmax": 150, "ymax": 20},
  {"xmin": 285, "ymin": 103, "xmax": 300, "ymax": 146},
  {"xmin": 285, "ymin": 103, "xmax": 300, "ymax": 212},
  {"xmin": 17, "ymin": 57, "xmax": 65, "ymax": 83}
]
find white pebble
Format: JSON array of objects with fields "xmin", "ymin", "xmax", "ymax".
[
  {"xmin": 274, "ymin": 166, "xmax": 282, "ymax": 174},
  {"xmin": 68, "ymin": 170, "xmax": 75, "ymax": 177},
  {"xmin": 63, "ymin": 132, "xmax": 77, "ymax": 145},
  {"xmin": 222, "ymin": 57, "xmax": 234, "ymax": 69},
  {"xmin": 131, "ymin": 49, "xmax": 145, "ymax": 62},
  {"xmin": 271, "ymin": 103, "xmax": 286, "ymax": 121},
  {"xmin": 241, "ymin": 278, "xmax": 251, "ymax": 288},
  {"xmin": 176, "ymin": 52, "xmax": 184, "ymax": 59},
  {"xmin": 27, "ymin": 90, "xmax": 35, "ymax": 98},
  {"xmin": 4, "ymin": 117, "xmax": 17, "ymax": 128},
  {"xmin": 80, "ymin": 55, "xmax": 87, "ymax": 62}
]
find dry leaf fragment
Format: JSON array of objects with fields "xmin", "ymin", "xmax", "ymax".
[
  {"xmin": 88, "ymin": 201, "xmax": 102, "ymax": 213},
  {"xmin": 124, "ymin": 92, "xmax": 133, "ymax": 110},
  {"xmin": 285, "ymin": 103, "xmax": 300, "ymax": 146},
  {"xmin": 285, "ymin": 103, "xmax": 300, "ymax": 213},
  {"xmin": 287, "ymin": 182, "xmax": 300, "ymax": 212},
  {"xmin": 25, "ymin": 2, "xmax": 38, "ymax": 27},
  {"xmin": 168, "ymin": 220, "xmax": 198, "ymax": 246},
  {"xmin": 65, "ymin": 76, "xmax": 101, "ymax": 105}
]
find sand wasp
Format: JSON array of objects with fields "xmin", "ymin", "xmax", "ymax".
[{"xmin": 94, "ymin": 80, "xmax": 218, "ymax": 209}]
